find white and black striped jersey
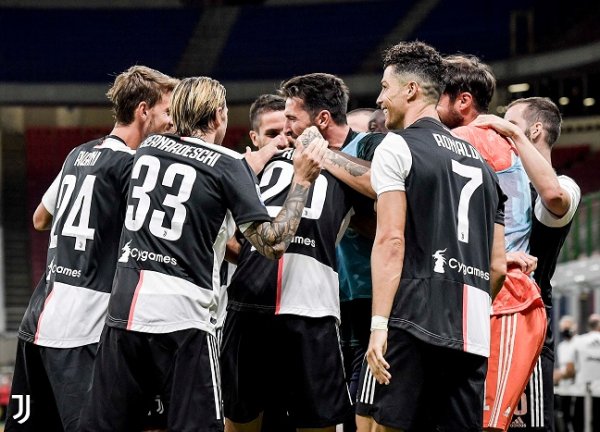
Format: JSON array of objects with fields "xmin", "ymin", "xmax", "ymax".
[
  {"xmin": 529, "ymin": 176, "xmax": 580, "ymax": 356},
  {"xmin": 106, "ymin": 134, "xmax": 271, "ymax": 336},
  {"xmin": 19, "ymin": 135, "xmax": 135, "ymax": 348},
  {"xmin": 371, "ymin": 118, "xmax": 504, "ymax": 358},
  {"xmin": 227, "ymin": 149, "xmax": 354, "ymax": 321}
]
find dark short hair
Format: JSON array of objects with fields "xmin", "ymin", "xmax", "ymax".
[
  {"xmin": 508, "ymin": 97, "xmax": 562, "ymax": 147},
  {"xmin": 442, "ymin": 54, "xmax": 496, "ymax": 113},
  {"xmin": 382, "ymin": 41, "xmax": 445, "ymax": 103},
  {"xmin": 107, "ymin": 65, "xmax": 178, "ymax": 125},
  {"xmin": 249, "ymin": 94, "xmax": 285, "ymax": 131},
  {"xmin": 279, "ymin": 73, "xmax": 349, "ymax": 125}
]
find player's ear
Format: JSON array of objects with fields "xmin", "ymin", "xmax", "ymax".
[
  {"xmin": 212, "ymin": 106, "xmax": 225, "ymax": 129},
  {"xmin": 249, "ymin": 130, "xmax": 259, "ymax": 149},
  {"xmin": 136, "ymin": 101, "xmax": 149, "ymax": 120},
  {"xmin": 460, "ymin": 92, "xmax": 473, "ymax": 110},
  {"xmin": 315, "ymin": 110, "xmax": 331, "ymax": 130},
  {"xmin": 529, "ymin": 121, "xmax": 543, "ymax": 140},
  {"xmin": 406, "ymin": 81, "xmax": 418, "ymax": 100}
]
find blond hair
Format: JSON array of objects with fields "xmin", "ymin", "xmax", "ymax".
[
  {"xmin": 171, "ymin": 77, "xmax": 227, "ymax": 137},
  {"xmin": 106, "ymin": 65, "xmax": 178, "ymax": 125}
]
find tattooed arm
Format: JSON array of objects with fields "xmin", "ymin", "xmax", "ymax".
[
  {"xmin": 324, "ymin": 150, "xmax": 375, "ymax": 199},
  {"xmin": 243, "ymin": 182, "xmax": 312, "ymax": 259},
  {"xmin": 242, "ymin": 128, "xmax": 327, "ymax": 259}
]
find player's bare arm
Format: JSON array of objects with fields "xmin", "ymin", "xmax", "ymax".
[
  {"xmin": 243, "ymin": 134, "xmax": 327, "ymax": 260},
  {"xmin": 33, "ymin": 202, "xmax": 53, "ymax": 231},
  {"xmin": 367, "ymin": 190, "xmax": 407, "ymax": 385},
  {"xmin": 225, "ymin": 235, "xmax": 242, "ymax": 264},
  {"xmin": 324, "ymin": 150, "xmax": 375, "ymax": 199},
  {"xmin": 472, "ymin": 114, "xmax": 570, "ymax": 217},
  {"xmin": 490, "ymin": 223, "xmax": 507, "ymax": 300}
]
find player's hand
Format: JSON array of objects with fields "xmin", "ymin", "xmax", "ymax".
[
  {"xmin": 269, "ymin": 134, "xmax": 290, "ymax": 150},
  {"xmin": 366, "ymin": 329, "xmax": 391, "ymax": 385},
  {"xmin": 471, "ymin": 114, "xmax": 520, "ymax": 139},
  {"xmin": 292, "ymin": 134, "xmax": 327, "ymax": 185},
  {"xmin": 244, "ymin": 137, "xmax": 288, "ymax": 174},
  {"xmin": 506, "ymin": 251, "xmax": 538, "ymax": 275},
  {"xmin": 296, "ymin": 126, "xmax": 323, "ymax": 149}
]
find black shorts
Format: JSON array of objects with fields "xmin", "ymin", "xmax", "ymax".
[
  {"xmin": 340, "ymin": 299, "xmax": 371, "ymax": 390},
  {"xmin": 220, "ymin": 310, "xmax": 352, "ymax": 428},
  {"xmin": 80, "ymin": 326, "xmax": 223, "ymax": 432},
  {"xmin": 508, "ymin": 351, "xmax": 555, "ymax": 431},
  {"xmin": 356, "ymin": 327, "xmax": 487, "ymax": 431},
  {"xmin": 5, "ymin": 339, "xmax": 96, "ymax": 432}
]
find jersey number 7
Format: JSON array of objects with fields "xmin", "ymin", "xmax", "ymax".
[{"xmin": 452, "ymin": 160, "xmax": 483, "ymax": 244}]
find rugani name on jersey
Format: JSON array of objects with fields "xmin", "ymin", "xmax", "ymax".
[{"xmin": 74, "ymin": 150, "xmax": 101, "ymax": 167}]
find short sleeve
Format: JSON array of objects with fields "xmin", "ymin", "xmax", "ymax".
[
  {"xmin": 495, "ymin": 182, "xmax": 506, "ymax": 226},
  {"xmin": 534, "ymin": 176, "xmax": 581, "ymax": 228},
  {"xmin": 42, "ymin": 172, "xmax": 62, "ymax": 215},
  {"xmin": 220, "ymin": 158, "xmax": 271, "ymax": 228},
  {"xmin": 370, "ymin": 133, "xmax": 413, "ymax": 196}
]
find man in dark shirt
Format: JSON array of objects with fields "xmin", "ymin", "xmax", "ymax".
[
  {"xmin": 80, "ymin": 76, "xmax": 326, "ymax": 432},
  {"xmin": 7, "ymin": 66, "xmax": 178, "ymax": 432},
  {"xmin": 474, "ymin": 97, "xmax": 581, "ymax": 431},
  {"xmin": 355, "ymin": 41, "xmax": 507, "ymax": 432},
  {"xmin": 279, "ymin": 73, "xmax": 386, "ymax": 432}
]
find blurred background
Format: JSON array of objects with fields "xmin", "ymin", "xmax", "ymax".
[{"xmin": 0, "ymin": 0, "xmax": 600, "ymax": 415}]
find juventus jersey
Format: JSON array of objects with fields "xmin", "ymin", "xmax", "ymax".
[
  {"xmin": 106, "ymin": 134, "xmax": 271, "ymax": 336},
  {"xmin": 371, "ymin": 118, "xmax": 504, "ymax": 357},
  {"xmin": 227, "ymin": 149, "xmax": 354, "ymax": 321},
  {"xmin": 19, "ymin": 136, "xmax": 135, "ymax": 348},
  {"xmin": 529, "ymin": 176, "xmax": 581, "ymax": 355},
  {"xmin": 453, "ymin": 125, "xmax": 532, "ymax": 253}
]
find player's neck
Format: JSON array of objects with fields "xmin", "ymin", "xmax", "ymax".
[
  {"xmin": 540, "ymin": 144, "xmax": 553, "ymax": 166},
  {"xmin": 189, "ymin": 129, "xmax": 218, "ymax": 144},
  {"xmin": 109, "ymin": 123, "xmax": 143, "ymax": 150},
  {"xmin": 403, "ymin": 103, "xmax": 439, "ymax": 129},
  {"xmin": 322, "ymin": 124, "xmax": 350, "ymax": 150},
  {"xmin": 463, "ymin": 110, "xmax": 480, "ymax": 127}
]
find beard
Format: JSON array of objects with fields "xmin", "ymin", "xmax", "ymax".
[{"xmin": 440, "ymin": 107, "xmax": 464, "ymax": 129}]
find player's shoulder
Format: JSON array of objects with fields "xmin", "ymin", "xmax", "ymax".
[
  {"xmin": 452, "ymin": 125, "xmax": 514, "ymax": 172},
  {"xmin": 64, "ymin": 136, "xmax": 132, "ymax": 168},
  {"xmin": 358, "ymin": 131, "xmax": 386, "ymax": 145},
  {"xmin": 181, "ymin": 136, "xmax": 243, "ymax": 160},
  {"xmin": 93, "ymin": 135, "xmax": 135, "ymax": 156}
]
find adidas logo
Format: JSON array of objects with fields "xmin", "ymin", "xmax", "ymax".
[{"xmin": 509, "ymin": 416, "xmax": 526, "ymax": 428}]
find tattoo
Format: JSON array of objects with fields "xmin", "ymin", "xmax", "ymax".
[
  {"xmin": 327, "ymin": 151, "xmax": 369, "ymax": 177},
  {"xmin": 243, "ymin": 182, "xmax": 310, "ymax": 260},
  {"xmin": 297, "ymin": 127, "xmax": 322, "ymax": 147}
]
